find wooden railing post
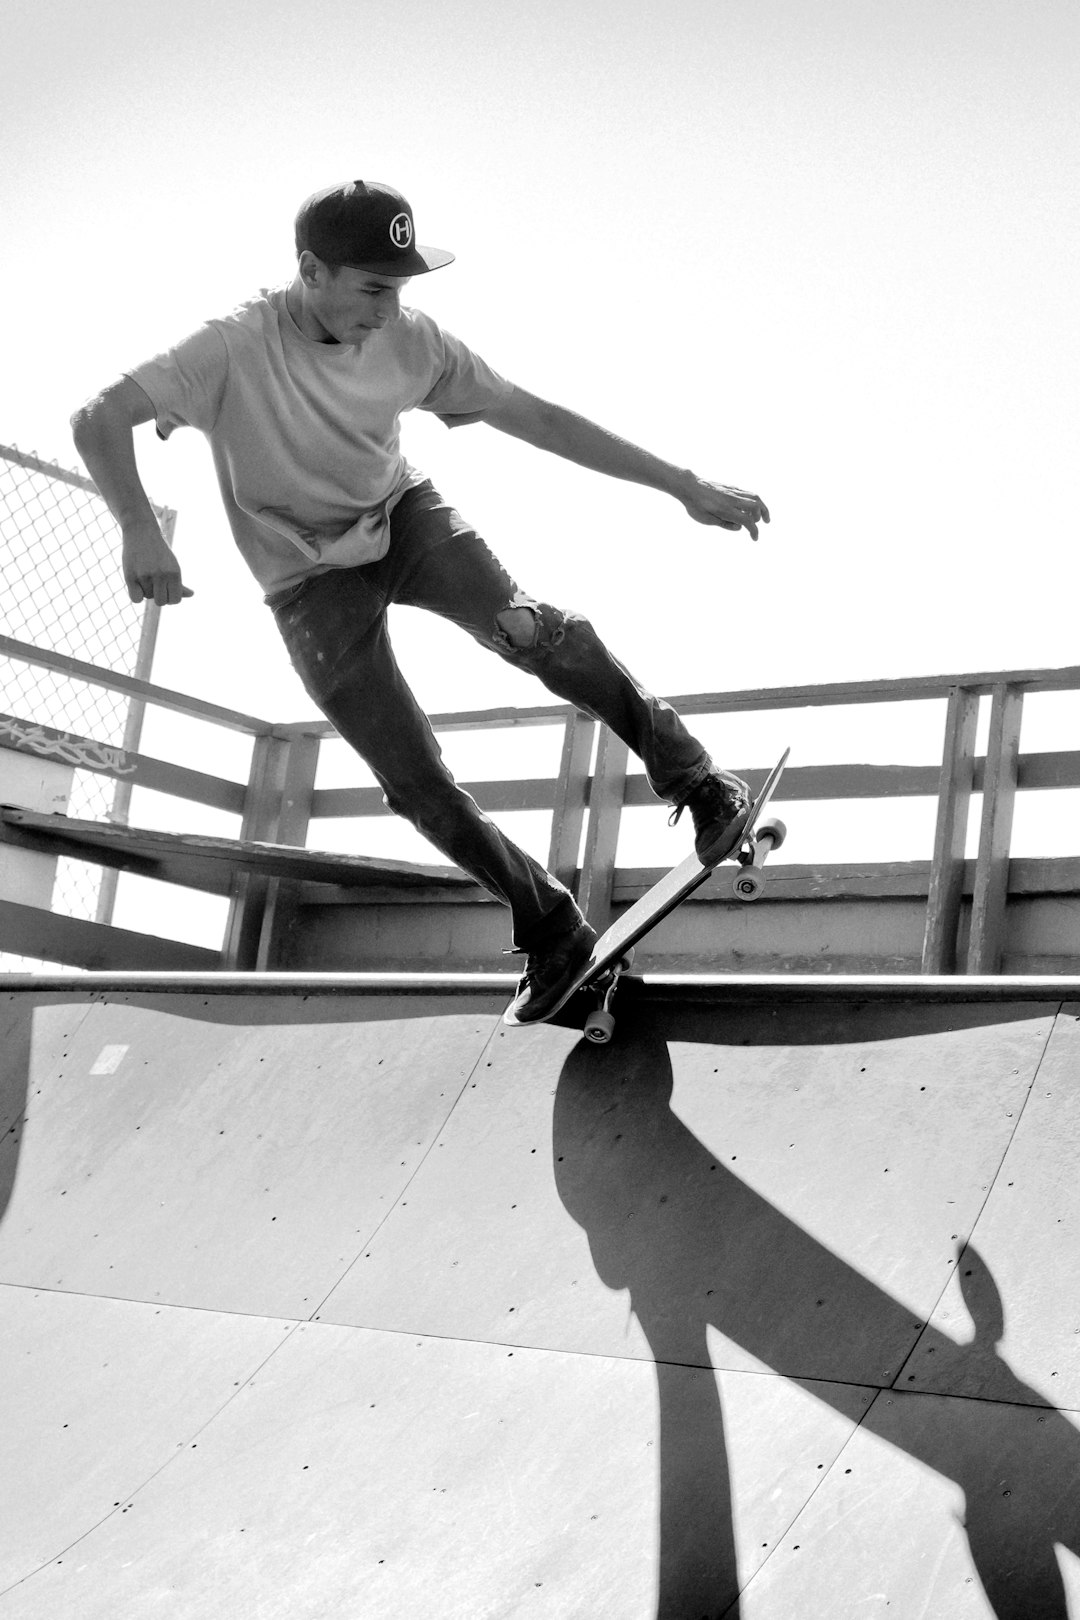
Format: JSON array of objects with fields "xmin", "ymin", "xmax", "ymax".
[
  {"xmin": 222, "ymin": 727, "xmax": 320, "ymax": 970},
  {"xmin": 921, "ymin": 686, "xmax": 979, "ymax": 973},
  {"xmin": 546, "ymin": 712, "xmax": 596, "ymax": 895},
  {"xmin": 577, "ymin": 726, "xmax": 628, "ymax": 934},
  {"xmin": 966, "ymin": 684, "xmax": 1023, "ymax": 974}
]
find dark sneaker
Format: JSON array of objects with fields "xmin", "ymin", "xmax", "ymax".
[
  {"xmin": 509, "ymin": 918, "xmax": 598, "ymax": 1024},
  {"xmin": 669, "ymin": 768, "xmax": 753, "ymax": 868}
]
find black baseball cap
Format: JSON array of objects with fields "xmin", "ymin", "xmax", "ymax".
[{"xmin": 294, "ymin": 181, "xmax": 455, "ymax": 275}]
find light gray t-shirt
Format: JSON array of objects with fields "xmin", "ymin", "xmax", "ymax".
[{"xmin": 126, "ymin": 287, "xmax": 513, "ymax": 593}]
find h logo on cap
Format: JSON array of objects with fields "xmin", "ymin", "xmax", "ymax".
[{"xmin": 389, "ymin": 212, "xmax": 413, "ymax": 249}]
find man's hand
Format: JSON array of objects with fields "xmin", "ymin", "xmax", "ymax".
[
  {"xmin": 679, "ymin": 476, "xmax": 770, "ymax": 542},
  {"xmin": 122, "ymin": 521, "xmax": 193, "ymax": 606}
]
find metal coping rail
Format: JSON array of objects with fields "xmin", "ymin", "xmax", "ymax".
[{"xmin": 3, "ymin": 972, "xmax": 1080, "ymax": 1001}]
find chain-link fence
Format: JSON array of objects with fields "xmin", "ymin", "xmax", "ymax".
[{"xmin": 0, "ymin": 442, "xmax": 173, "ymax": 966}]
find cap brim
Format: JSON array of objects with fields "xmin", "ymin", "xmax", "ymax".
[{"xmin": 340, "ymin": 245, "xmax": 455, "ymax": 276}]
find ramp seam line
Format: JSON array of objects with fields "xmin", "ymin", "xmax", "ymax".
[
  {"xmin": 306, "ymin": 1015, "xmax": 507, "ymax": 1324},
  {"xmin": 0, "ymin": 1315, "xmax": 312, "ymax": 1601},
  {"xmin": 727, "ymin": 1005, "xmax": 1070, "ymax": 1618},
  {"xmin": 2, "ymin": 1010, "xmax": 508, "ymax": 1594},
  {"xmin": 889, "ymin": 1002, "xmax": 1064, "ymax": 1394}
]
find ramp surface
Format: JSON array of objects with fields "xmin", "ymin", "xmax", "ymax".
[{"xmin": 1, "ymin": 976, "xmax": 1079, "ymax": 1618}]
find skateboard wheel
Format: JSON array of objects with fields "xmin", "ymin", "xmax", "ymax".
[
  {"xmin": 756, "ymin": 817, "xmax": 787, "ymax": 853},
  {"xmin": 585, "ymin": 1010, "xmax": 615, "ymax": 1044},
  {"xmin": 733, "ymin": 868, "xmax": 765, "ymax": 901},
  {"xmin": 617, "ymin": 947, "xmax": 635, "ymax": 973}
]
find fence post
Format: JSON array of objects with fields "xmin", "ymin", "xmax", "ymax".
[
  {"xmin": 966, "ymin": 684, "xmax": 1023, "ymax": 974},
  {"xmin": 577, "ymin": 725, "xmax": 627, "ymax": 934},
  {"xmin": 921, "ymin": 686, "xmax": 979, "ymax": 973},
  {"xmin": 546, "ymin": 711, "xmax": 596, "ymax": 895},
  {"xmin": 222, "ymin": 727, "xmax": 320, "ymax": 970},
  {"xmin": 95, "ymin": 507, "xmax": 175, "ymax": 927}
]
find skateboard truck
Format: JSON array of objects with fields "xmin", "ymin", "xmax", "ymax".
[
  {"xmin": 583, "ymin": 949, "xmax": 635, "ymax": 1045},
  {"xmin": 731, "ymin": 817, "xmax": 787, "ymax": 900}
]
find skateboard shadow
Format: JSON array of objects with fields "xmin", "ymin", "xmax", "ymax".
[{"xmin": 551, "ymin": 1010, "xmax": 1080, "ymax": 1620}]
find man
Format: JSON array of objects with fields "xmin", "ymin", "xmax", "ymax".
[{"xmin": 71, "ymin": 180, "xmax": 768, "ymax": 1020}]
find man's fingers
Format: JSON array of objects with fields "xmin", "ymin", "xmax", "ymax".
[
  {"xmin": 125, "ymin": 573, "xmax": 191, "ymax": 605},
  {"xmin": 159, "ymin": 577, "xmax": 185, "ymax": 607}
]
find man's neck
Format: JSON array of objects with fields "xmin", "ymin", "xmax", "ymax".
[{"xmin": 285, "ymin": 276, "xmax": 337, "ymax": 343}]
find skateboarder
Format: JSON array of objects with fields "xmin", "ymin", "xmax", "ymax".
[{"xmin": 71, "ymin": 180, "xmax": 768, "ymax": 1020}]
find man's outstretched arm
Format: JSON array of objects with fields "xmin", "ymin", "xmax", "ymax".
[
  {"xmin": 480, "ymin": 386, "xmax": 769, "ymax": 540},
  {"xmin": 70, "ymin": 378, "xmax": 193, "ymax": 606}
]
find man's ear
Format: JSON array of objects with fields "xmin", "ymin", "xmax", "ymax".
[{"xmin": 297, "ymin": 250, "xmax": 325, "ymax": 288}]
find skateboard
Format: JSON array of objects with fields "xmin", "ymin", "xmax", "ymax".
[{"xmin": 504, "ymin": 748, "xmax": 789, "ymax": 1043}]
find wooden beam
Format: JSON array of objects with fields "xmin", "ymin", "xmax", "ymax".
[
  {"xmin": 922, "ymin": 687, "xmax": 979, "ymax": 973},
  {"xmin": 546, "ymin": 712, "xmax": 596, "ymax": 894},
  {"xmin": 577, "ymin": 727, "xmax": 628, "ymax": 933},
  {"xmin": 275, "ymin": 663, "xmax": 1080, "ymax": 742},
  {"xmin": 0, "ymin": 807, "xmax": 470, "ymax": 893},
  {"xmin": 0, "ymin": 635, "xmax": 272, "ymax": 736},
  {"xmin": 224, "ymin": 730, "xmax": 320, "ymax": 971},
  {"xmin": 607, "ymin": 855, "xmax": 1080, "ymax": 905},
  {"xmin": 308, "ymin": 753, "xmax": 1080, "ymax": 825},
  {"xmin": 0, "ymin": 713, "xmax": 246, "ymax": 813},
  {"xmin": 0, "ymin": 898, "xmax": 217, "ymax": 972},
  {"xmin": 967, "ymin": 685, "xmax": 1024, "ymax": 974},
  {"xmin": 312, "ymin": 777, "xmax": 561, "ymax": 819}
]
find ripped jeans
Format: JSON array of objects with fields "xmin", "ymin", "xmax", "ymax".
[{"xmin": 269, "ymin": 479, "xmax": 714, "ymax": 951}]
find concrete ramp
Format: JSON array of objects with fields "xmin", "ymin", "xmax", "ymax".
[{"xmin": 2, "ymin": 975, "xmax": 1080, "ymax": 1618}]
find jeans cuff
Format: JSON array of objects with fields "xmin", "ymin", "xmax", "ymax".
[
  {"xmin": 512, "ymin": 893, "xmax": 585, "ymax": 954},
  {"xmin": 663, "ymin": 752, "xmax": 714, "ymax": 808}
]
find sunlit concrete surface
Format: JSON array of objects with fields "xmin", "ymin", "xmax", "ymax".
[{"xmin": 1, "ymin": 977, "xmax": 1079, "ymax": 1618}]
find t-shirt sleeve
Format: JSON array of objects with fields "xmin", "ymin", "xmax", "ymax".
[
  {"xmin": 124, "ymin": 322, "xmax": 229, "ymax": 439},
  {"xmin": 415, "ymin": 320, "xmax": 513, "ymax": 427}
]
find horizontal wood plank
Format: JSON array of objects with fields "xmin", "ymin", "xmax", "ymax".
[
  {"xmin": 0, "ymin": 898, "xmax": 218, "ymax": 971},
  {"xmin": 312, "ymin": 778, "xmax": 559, "ymax": 818},
  {"xmin": 0, "ymin": 635, "xmax": 272, "ymax": 736},
  {"xmin": 0, "ymin": 808, "xmax": 473, "ymax": 896},
  {"xmin": 610, "ymin": 856, "xmax": 1080, "ymax": 905},
  {"xmin": 310, "ymin": 754, "xmax": 1080, "ymax": 823},
  {"xmin": 279, "ymin": 664, "xmax": 1080, "ymax": 741},
  {"xmin": 0, "ymin": 713, "xmax": 246, "ymax": 813}
]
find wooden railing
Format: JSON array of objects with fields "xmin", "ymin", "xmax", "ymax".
[{"xmin": 2, "ymin": 632, "xmax": 1080, "ymax": 973}]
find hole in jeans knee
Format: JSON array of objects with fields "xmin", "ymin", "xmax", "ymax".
[
  {"xmin": 494, "ymin": 602, "xmax": 541, "ymax": 651},
  {"xmin": 493, "ymin": 593, "xmax": 568, "ymax": 654}
]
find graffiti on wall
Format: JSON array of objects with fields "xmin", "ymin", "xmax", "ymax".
[{"xmin": 0, "ymin": 716, "xmax": 136, "ymax": 776}]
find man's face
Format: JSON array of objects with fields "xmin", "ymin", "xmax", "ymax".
[{"xmin": 301, "ymin": 259, "xmax": 412, "ymax": 346}]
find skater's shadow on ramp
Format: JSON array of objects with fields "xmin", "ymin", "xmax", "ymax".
[{"xmin": 551, "ymin": 1015, "xmax": 1080, "ymax": 1620}]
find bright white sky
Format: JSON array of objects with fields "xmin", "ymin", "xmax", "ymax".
[{"xmin": 3, "ymin": 0, "xmax": 1079, "ymax": 934}]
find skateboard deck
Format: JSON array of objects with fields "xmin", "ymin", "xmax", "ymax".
[{"xmin": 504, "ymin": 747, "xmax": 789, "ymax": 1041}]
